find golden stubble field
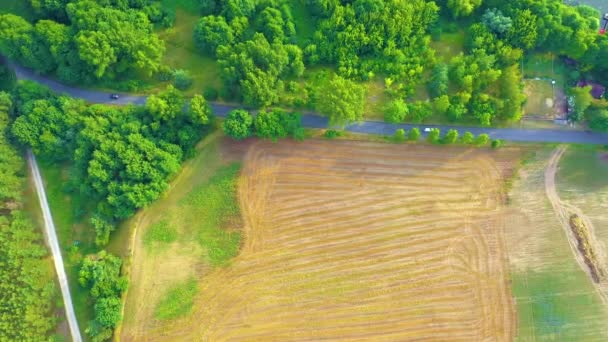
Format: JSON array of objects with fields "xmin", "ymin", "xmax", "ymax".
[{"xmin": 147, "ymin": 139, "xmax": 522, "ymax": 341}]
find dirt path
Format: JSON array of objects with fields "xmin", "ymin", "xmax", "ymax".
[
  {"xmin": 545, "ymin": 146, "xmax": 608, "ymax": 302},
  {"xmin": 27, "ymin": 150, "xmax": 82, "ymax": 342}
]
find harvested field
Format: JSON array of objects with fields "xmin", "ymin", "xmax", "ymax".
[{"xmin": 151, "ymin": 140, "xmax": 520, "ymax": 341}]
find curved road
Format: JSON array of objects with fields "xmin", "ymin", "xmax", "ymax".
[
  {"xmin": 27, "ymin": 150, "xmax": 82, "ymax": 342},
  {"xmin": 10, "ymin": 60, "xmax": 608, "ymax": 144}
]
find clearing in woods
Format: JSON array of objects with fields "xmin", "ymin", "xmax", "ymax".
[{"xmin": 150, "ymin": 139, "xmax": 520, "ymax": 340}]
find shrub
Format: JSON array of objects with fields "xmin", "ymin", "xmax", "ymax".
[
  {"xmin": 443, "ymin": 129, "xmax": 459, "ymax": 144},
  {"xmin": 491, "ymin": 139, "xmax": 504, "ymax": 148},
  {"xmin": 427, "ymin": 128, "xmax": 441, "ymax": 144},
  {"xmin": 475, "ymin": 133, "xmax": 490, "ymax": 146},
  {"xmin": 223, "ymin": 109, "xmax": 253, "ymax": 140},
  {"xmin": 203, "ymin": 87, "xmax": 219, "ymax": 101},
  {"xmin": 393, "ymin": 128, "xmax": 406, "ymax": 142},
  {"xmin": 408, "ymin": 127, "xmax": 421, "ymax": 141},
  {"xmin": 461, "ymin": 131, "xmax": 474, "ymax": 144},
  {"xmin": 173, "ymin": 69, "xmax": 193, "ymax": 90},
  {"xmin": 383, "ymin": 99, "xmax": 408, "ymax": 123},
  {"xmin": 324, "ymin": 129, "xmax": 343, "ymax": 139}
]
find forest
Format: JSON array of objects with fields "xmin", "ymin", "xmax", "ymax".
[
  {"xmin": 0, "ymin": 91, "xmax": 58, "ymax": 341},
  {"xmin": 1, "ymin": 0, "xmax": 607, "ymax": 128}
]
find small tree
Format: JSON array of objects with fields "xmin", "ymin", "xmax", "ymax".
[
  {"xmin": 433, "ymin": 95, "xmax": 450, "ymax": 114},
  {"xmin": 384, "ymin": 99, "xmax": 408, "ymax": 123},
  {"xmin": 173, "ymin": 69, "xmax": 193, "ymax": 90},
  {"xmin": 475, "ymin": 133, "xmax": 490, "ymax": 146},
  {"xmin": 443, "ymin": 129, "xmax": 459, "ymax": 144},
  {"xmin": 393, "ymin": 128, "xmax": 406, "ymax": 142},
  {"xmin": 427, "ymin": 128, "xmax": 441, "ymax": 144},
  {"xmin": 461, "ymin": 131, "xmax": 474, "ymax": 144},
  {"xmin": 491, "ymin": 139, "xmax": 503, "ymax": 148},
  {"xmin": 408, "ymin": 127, "xmax": 421, "ymax": 141},
  {"xmin": 223, "ymin": 109, "xmax": 253, "ymax": 140}
]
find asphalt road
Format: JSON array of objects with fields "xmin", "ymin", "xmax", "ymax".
[
  {"xmin": 27, "ymin": 150, "xmax": 82, "ymax": 342},
  {"xmin": 9, "ymin": 60, "xmax": 608, "ymax": 144}
]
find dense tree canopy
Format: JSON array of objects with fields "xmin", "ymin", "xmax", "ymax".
[
  {"xmin": 315, "ymin": 75, "xmax": 366, "ymax": 126},
  {"xmin": 0, "ymin": 92, "xmax": 58, "ymax": 341},
  {"xmin": 79, "ymin": 251, "xmax": 127, "ymax": 341},
  {"xmin": 0, "ymin": 1, "xmax": 166, "ymax": 84},
  {"xmin": 11, "ymin": 82, "xmax": 213, "ymax": 245}
]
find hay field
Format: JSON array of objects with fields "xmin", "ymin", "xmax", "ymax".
[{"xmin": 150, "ymin": 140, "xmax": 520, "ymax": 341}]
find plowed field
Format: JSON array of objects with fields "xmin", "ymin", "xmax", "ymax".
[{"xmin": 153, "ymin": 140, "xmax": 520, "ymax": 341}]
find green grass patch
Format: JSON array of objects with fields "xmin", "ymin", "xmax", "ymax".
[
  {"xmin": 154, "ymin": 278, "xmax": 198, "ymax": 320},
  {"xmin": 181, "ymin": 163, "xmax": 242, "ymax": 266},
  {"xmin": 157, "ymin": 9, "xmax": 221, "ymax": 96},
  {"xmin": 38, "ymin": 161, "xmax": 94, "ymax": 339},
  {"xmin": 143, "ymin": 220, "xmax": 178, "ymax": 249},
  {"xmin": 524, "ymin": 53, "xmax": 567, "ymax": 88},
  {"xmin": 523, "ymin": 80, "xmax": 556, "ymax": 118},
  {"xmin": 557, "ymin": 146, "xmax": 608, "ymax": 192},
  {"xmin": 513, "ymin": 268, "xmax": 608, "ymax": 340},
  {"xmin": 430, "ymin": 31, "xmax": 465, "ymax": 62}
]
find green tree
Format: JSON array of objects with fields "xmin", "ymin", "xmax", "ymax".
[
  {"xmin": 443, "ymin": 129, "xmax": 459, "ymax": 144},
  {"xmin": 433, "ymin": 95, "xmax": 450, "ymax": 114},
  {"xmin": 316, "ymin": 75, "xmax": 366, "ymax": 126},
  {"xmin": 482, "ymin": 8, "xmax": 512, "ymax": 36},
  {"xmin": 426, "ymin": 128, "xmax": 441, "ymax": 144},
  {"xmin": 383, "ymin": 99, "xmax": 408, "ymax": 123},
  {"xmin": 491, "ymin": 139, "xmax": 503, "ymax": 148},
  {"xmin": 189, "ymin": 94, "xmax": 213, "ymax": 125},
  {"xmin": 408, "ymin": 127, "xmax": 421, "ymax": 141},
  {"xmin": 461, "ymin": 131, "xmax": 474, "ymax": 144},
  {"xmin": 194, "ymin": 15, "xmax": 234, "ymax": 55},
  {"xmin": 173, "ymin": 69, "xmax": 193, "ymax": 90},
  {"xmin": 428, "ymin": 63, "xmax": 449, "ymax": 98},
  {"xmin": 223, "ymin": 109, "xmax": 253, "ymax": 140},
  {"xmin": 570, "ymin": 86, "xmax": 593, "ymax": 122},
  {"xmin": 507, "ymin": 9, "xmax": 538, "ymax": 50},
  {"xmin": 587, "ymin": 108, "xmax": 608, "ymax": 132},
  {"xmin": 447, "ymin": 0, "xmax": 482, "ymax": 18},
  {"xmin": 475, "ymin": 133, "xmax": 490, "ymax": 146},
  {"xmin": 393, "ymin": 128, "xmax": 406, "ymax": 142}
]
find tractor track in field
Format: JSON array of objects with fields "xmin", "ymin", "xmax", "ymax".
[{"xmin": 544, "ymin": 146, "xmax": 608, "ymax": 303}]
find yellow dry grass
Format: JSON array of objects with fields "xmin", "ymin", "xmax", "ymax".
[{"xmin": 146, "ymin": 139, "xmax": 519, "ymax": 341}]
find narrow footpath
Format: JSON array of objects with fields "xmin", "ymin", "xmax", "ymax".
[{"xmin": 27, "ymin": 150, "xmax": 82, "ymax": 342}]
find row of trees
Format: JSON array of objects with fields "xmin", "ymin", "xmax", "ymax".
[
  {"xmin": 0, "ymin": 92, "xmax": 58, "ymax": 340},
  {"xmin": 223, "ymin": 108, "xmax": 304, "ymax": 141},
  {"xmin": 391, "ymin": 126, "xmax": 493, "ymax": 146},
  {"xmin": 0, "ymin": 1, "xmax": 166, "ymax": 84},
  {"xmin": 10, "ymin": 82, "xmax": 213, "ymax": 245},
  {"xmin": 78, "ymin": 251, "xmax": 127, "ymax": 341}
]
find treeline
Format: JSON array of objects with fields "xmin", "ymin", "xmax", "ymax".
[
  {"xmin": 0, "ymin": 0, "xmax": 168, "ymax": 85},
  {"xmin": 0, "ymin": 92, "xmax": 58, "ymax": 340},
  {"xmin": 10, "ymin": 81, "xmax": 213, "ymax": 245}
]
